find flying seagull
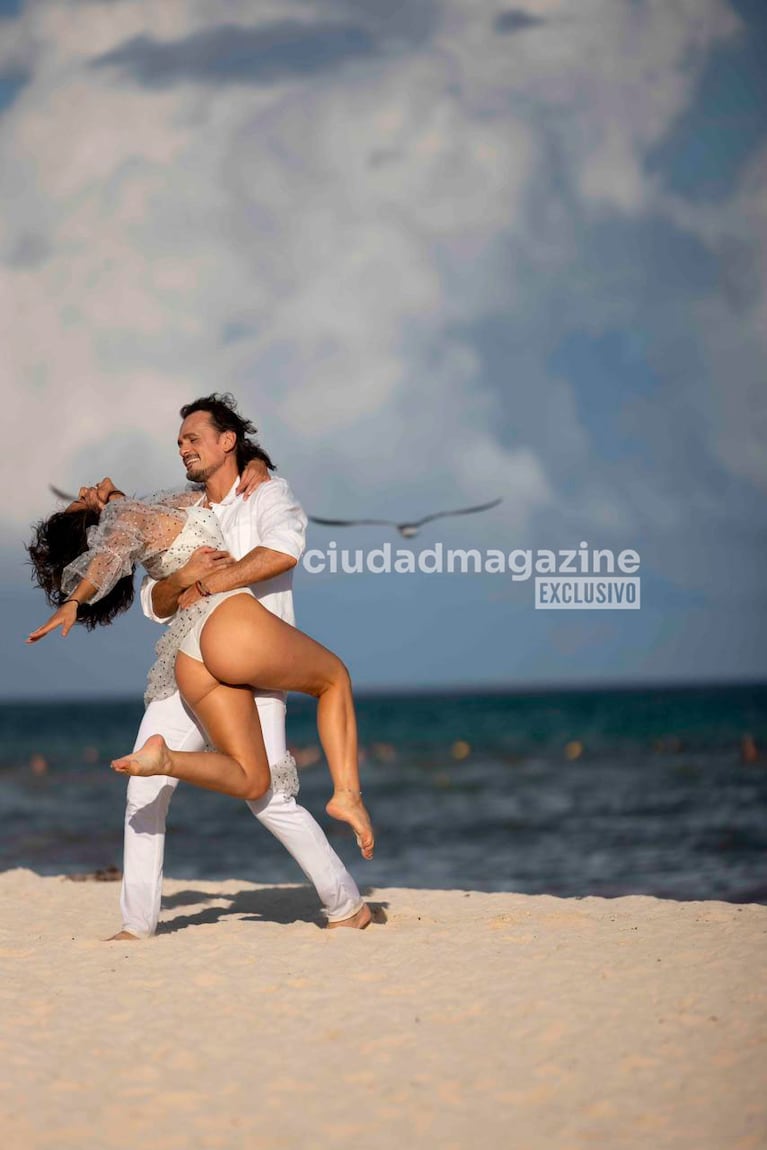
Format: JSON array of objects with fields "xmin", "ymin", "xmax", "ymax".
[
  {"xmin": 308, "ymin": 498, "xmax": 503, "ymax": 538},
  {"xmin": 50, "ymin": 484, "xmax": 502, "ymax": 538}
]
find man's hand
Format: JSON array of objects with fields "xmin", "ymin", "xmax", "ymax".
[
  {"xmin": 236, "ymin": 458, "xmax": 271, "ymax": 501},
  {"xmin": 150, "ymin": 546, "xmax": 233, "ymax": 619},
  {"xmin": 178, "ymin": 584, "xmax": 204, "ymax": 609},
  {"xmin": 177, "ymin": 546, "xmax": 234, "ymax": 586}
]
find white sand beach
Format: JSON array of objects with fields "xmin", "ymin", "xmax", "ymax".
[{"xmin": 0, "ymin": 870, "xmax": 764, "ymax": 1150}]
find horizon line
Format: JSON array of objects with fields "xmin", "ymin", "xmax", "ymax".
[{"xmin": 1, "ymin": 673, "xmax": 766, "ymax": 707}]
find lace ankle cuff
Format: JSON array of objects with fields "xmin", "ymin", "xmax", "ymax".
[{"xmin": 269, "ymin": 752, "xmax": 300, "ymax": 797}]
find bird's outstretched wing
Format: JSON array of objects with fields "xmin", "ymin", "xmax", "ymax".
[
  {"xmin": 309, "ymin": 499, "xmax": 503, "ymax": 532},
  {"xmin": 409, "ymin": 498, "xmax": 503, "ymax": 529},
  {"xmin": 308, "ymin": 516, "xmax": 396, "ymax": 528},
  {"xmin": 49, "ymin": 484, "xmax": 76, "ymax": 502}
]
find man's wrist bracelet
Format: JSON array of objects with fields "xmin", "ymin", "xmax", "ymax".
[
  {"xmin": 195, "ymin": 580, "xmax": 212, "ymax": 597},
  {"xmin": 106, "ymin": 490, "xmax": 126, "ymax": 502}
]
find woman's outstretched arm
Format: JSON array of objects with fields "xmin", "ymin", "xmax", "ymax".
[{"xmin": 26, "ymin": 575, "xmax": 99, "ymax": 642}]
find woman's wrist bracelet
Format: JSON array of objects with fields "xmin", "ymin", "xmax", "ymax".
[
  {"xmin": 64, "ymin": 598, "xmax": 81, "ymax": 609},
  {"xmin": 106, "ymin": 490, "xmax": 126, "ymax": 502},
  {"xmin": 195, "ymin": 580, "xmax": 212, "ymax": 597}
]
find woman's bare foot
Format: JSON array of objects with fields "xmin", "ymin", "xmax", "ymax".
[
  {"xmin": 326, "ymin": 903, "xmax": 372, "ymax": 930},
  {"xmin": 325, "ymin": 791, "xmax": 375, "ymax": 859},
  {"xmin": 111, "ymin": 734, "xmax": 172, "ymax": 778}
]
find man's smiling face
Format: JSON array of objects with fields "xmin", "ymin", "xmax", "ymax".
[{"xmin": 177, "ymin": 410, "xmax": 234, "ymax": 483}]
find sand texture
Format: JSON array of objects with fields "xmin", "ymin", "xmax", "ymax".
[{"xmin": 0, "ymin": 870, "xmax": 765, "ymax": 1150}]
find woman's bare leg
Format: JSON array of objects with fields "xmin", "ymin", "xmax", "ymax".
[
  {"xmin": 196, "ymin": 595, "xmax": 372, "ymax": 858},
  {"xmin": 112, "ymin": 668, "xmax": 272, "ymax": 801},
  {"xmin": 113, "ymin": 595, "xmax": 374, "ymax": 858}
]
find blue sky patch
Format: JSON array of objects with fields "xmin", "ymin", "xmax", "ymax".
[
  {"xmin": 646, "ymin": 0, "xmax": 767, "ymax": 203},
  {"xmin": 583, "ymin": 213, "xmax": 722, "ymax": 304},
  {"xmin": 549, "ymin": 330, "xmax": 659, "ymax": 463},
  {"xmin": 0, "ymin": 73, "xmax": 26, "ymax": 114}
]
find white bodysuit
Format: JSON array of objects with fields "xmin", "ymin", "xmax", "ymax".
[{"xmin": 144, "ymin": 505, "xmax": 258, "ymax": 703}]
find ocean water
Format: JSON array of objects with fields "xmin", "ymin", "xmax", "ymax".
[{"xmin": 1, "ymin": 683, "xmax": 766, "ymax": 904}]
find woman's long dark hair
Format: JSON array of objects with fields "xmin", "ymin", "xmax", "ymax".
[{"xmin": 27, "ymin": 508, "xmax": 135, "ymax": 630}]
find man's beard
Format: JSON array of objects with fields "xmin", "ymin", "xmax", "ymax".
[{"xmin": 185, "ymin": 463, "xmax": 211, "ymax": 483}]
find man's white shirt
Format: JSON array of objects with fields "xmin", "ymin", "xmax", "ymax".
[{"xmin": 139, "ymin": 476, "xmax": 307, "ymax": 627}]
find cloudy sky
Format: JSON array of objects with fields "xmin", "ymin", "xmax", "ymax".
[{"xmin": 2, "ymin": 0, "xmax": 766, "ymax": 699}]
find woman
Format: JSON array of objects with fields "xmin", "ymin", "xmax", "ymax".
[{"xmin": 27, "ymin": 477, "xmax": 374, "ymax": 859}]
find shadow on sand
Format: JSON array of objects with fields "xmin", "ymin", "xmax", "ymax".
[{"xmin": 157, "ymin": 885, "xmax": 387, "ymax": 934}]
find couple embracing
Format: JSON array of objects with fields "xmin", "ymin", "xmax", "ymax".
[{"xmin": 27, "ymin": 393, "xmax": 375, "ymax": 936}]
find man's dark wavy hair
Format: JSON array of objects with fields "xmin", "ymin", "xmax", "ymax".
[
  {"xmin": 27, "ymin": 509, "xmax": 135, "ymax": 630},
  {"xmin": 180, "ymin": 392, "xmax": 276, "ymax": 473}
]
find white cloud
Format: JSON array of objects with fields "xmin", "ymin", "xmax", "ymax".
[{"xmin": 0, "ymin": 0, "xmax": 760, "ymax": 573}]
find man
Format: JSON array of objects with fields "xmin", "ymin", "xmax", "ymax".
[{"xmin": 110, "ymin": 393, "xmax": 371, "ymax": 938}]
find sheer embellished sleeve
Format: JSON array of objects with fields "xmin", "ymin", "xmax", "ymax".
[{"xmin": 60, "ymin": 492, "xmax": 193, "ymax": 602}]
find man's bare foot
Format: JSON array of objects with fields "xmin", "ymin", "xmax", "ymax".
[
  {"xmin": 106, "ymin": 930, "xmax": 140, "ymax": 941},
  {"xmin": 325, "ymin": 791, "xmax": 374, "ymax": 859},
  {"xmin": 111, "ymin": 734, "xmax": 172, "ymax": 778},
  {"xmin": 326, "ymin": 903, "xmax": 372, "ymax": 930}
]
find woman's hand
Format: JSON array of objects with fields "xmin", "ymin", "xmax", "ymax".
[
  {"xmin": 69, "ymin": 477, "xmax": 123, "ymax": 512},
  {"xmin": 236, "ymin": 459, "xmax": 271, "ymax": 501},
  {"xmin": 26, "ymin": 601, "xmax": 79, "ymax": 644},
  {"xmin": 69, "ymin": 485, "xmax": 102, "ymax": 512},
  {"xmin": 94, "ymin": 477, "xmax": 124, "ymax": 505}
]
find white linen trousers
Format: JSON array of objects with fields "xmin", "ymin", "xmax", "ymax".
[{"xmin": 120, "ymin": 690, "xmax": 363, "ymax": 936}]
